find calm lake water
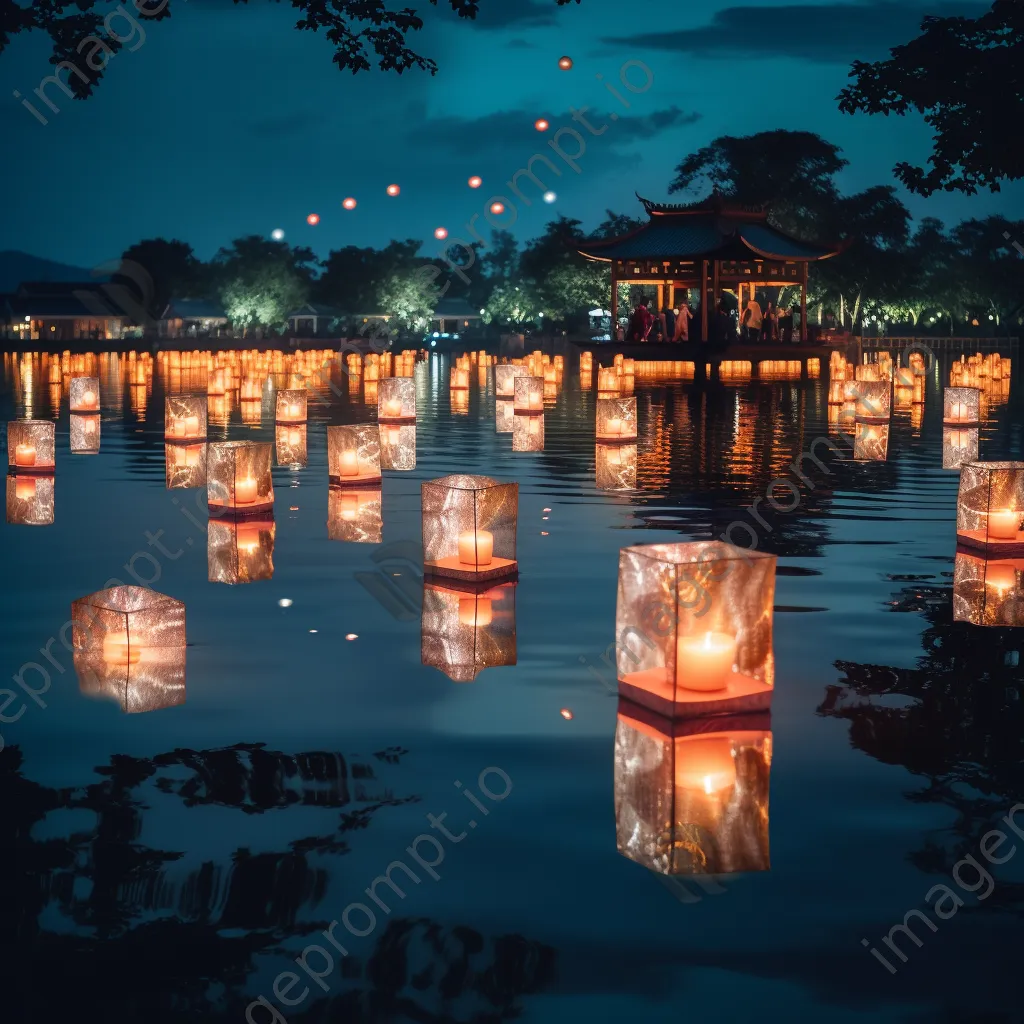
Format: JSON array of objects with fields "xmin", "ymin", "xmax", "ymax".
[{"xmin": 1, "ymin": 344, "xmax": 1022, "ymax": 1023}]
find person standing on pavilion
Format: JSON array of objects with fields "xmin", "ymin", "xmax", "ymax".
[
  {"xmin": 673, "ymin": 301, "xmax": 693, "ymax": 342},
  {"xmin": 741, "ymin": 295, "xmax": 763, "ymax": 343}
]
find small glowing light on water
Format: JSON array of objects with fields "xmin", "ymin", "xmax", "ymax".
[
  {"xmin": 534, "ymin": 118, "xmax": 550, "ymax": 132},
  {"xmin": 543, "ymin": 507, "xmax": 552, "ymax": 512},
  {"xmin": 345, "ymin": 633, "xmax": 358, "ymax": 641},
  {"xmin": 272, "ymin": 228, "xmax": 285, "ymax": 240},
  {"xmin": 279, "ymin": 598, "xmax": 293, "ymax": 608},
  {"xmin": 386, "ymin": 184, "xmax": 400, "ymax": 196},
  {"xmin": 434, "ymin": 227, "xmax": 448, "ymax": 240},
  {"xmin": 490, "ymin": 201, "xmax": 505, "ymax": 215},
  {"xmin": 540, "ymin": 531, "xmax": 549, "ymax": 536},
  {"xmin": 343, "ymin": 197, "xmax": 357, "ymax": 210},
  {"xmin": 560, "ymin": 708, "xmax": 574, "ymax": 720},
  {"xmin": 543, "ymin": 191, "xmax": 557, "ymax": 203},
  {"xmin": 468, "ymin": 175, "xmax": 482, "ymax": 189},
  {"xmin": 306, "ymin": 214, "xmax": 319, "ymax": 226}
]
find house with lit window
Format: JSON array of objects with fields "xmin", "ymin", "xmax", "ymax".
[
  {"xmin": 427, "ymin": 297, "xmax": 484, "ymax": 339},
  {"xmin": 0, "ymin": 281, "xmax": 128, "ymax": 343},
  {"xmin": 158, "ymin": 299, "xmax": 231, "ymax": 339}
]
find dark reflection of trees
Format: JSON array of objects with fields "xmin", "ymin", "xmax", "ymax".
[
  {"xmin": 0, "ymin": 743, "xmax": 554, "ymax": 1022},
  {"xmin": 818, "ymin": 581, "xmax": 1024, "ymax": 897}
]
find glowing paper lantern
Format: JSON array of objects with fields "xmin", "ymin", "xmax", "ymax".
[
  {"xmin": 596, "ymin": 396, "xmax": 637, "ymax": 442},
  {"xmin": 165, "ymin": 443, "xmax": 207, "ymax": 490},
  {"xmin": 208, "ymin": 518, "xmax": 276, "ymax": 584},
  {"xmin": 6, "ymin": 473, "xmax": 54, "ymax": 526},
  {"xmin": 387, "ymin": 184, "xmax": 400, "ymax": 196},
  {"xmin": 434, "ymin": 227, "xmax": 449, "ymax": 240},
  {"xmin": 614, "ymin": 701, "xmax": 771, "ymax": 876},
  {"xmin": 275, "ymin": 424, "xmax": 308, "ymax": 469},
  {"xmin": 512, "ymin": 376, "xmax": 544, "ymax": 414},
  {"xmin": 943, "ymin": 387, "xmax": 981, "ymax": 426},
  {"xmin": 69, "ymin": 376, "xmax": 100, "ymax": 413},
  {"xmin": 422, "ymin": 475, "xmax": 518, "ymax": 583},
  {"xmin": 854, "ymin": 380, "xmax": 891, "ymax": 423},
  {"xmin": 468, "ymin": 176, "xmax": 482, "ymax": 189},
  {"xmin": 894, "ymin": 366, "xmax": 915, "ymax": 387},
  {"xmin": 378, "ymin": 377, "xmax": 416, "ymax": 422},
  {"xmin": 421, "ymin": 581, "xmax": 517, "ymax": 682},
  {"xmin": 597, "ymin": 367, "xmax": 620, "ymax": 394},
  {"xmin": 165, "ymin": 394, "xmax": 207, "ymax": 441},
  {"xmin": 275, "ymin": 389, "xmax": 307, "ymax": 424},
  {"xmin": 953, "ymin": 548, "xmax": 1024, "ymax": 627},
  {"xmin": 327, "ymin": 486, "xmax": 382, "ymax": 544},
  {"xmin": 307, "ymin": 213, "xmax": 320, "ymax": 226},
  {"xmin": 853, "ymin": 422, "xmax": 890, "ymax": 462},
  {"xmin": 827, "ymin": 379, "xmax": 846, "ymax": 405},
  {"xmin": 7, "ymin": 420, "xmax": 55, "ymax": 472},
  {"xmin": 343, "ymin": 197, "xmax": 357, "ymax": 210},
  {"xmin": 596, "ymin": 443, "xmax": 637, "ymax": 491},
  {"xmin": 378, "ymin": 423, "xmax": 416, "ymax": 471},
  {"xmin": 942, "ymin": 427, "xmax": 979, "ymax": 471},
  {"xmin": 496, "ymin": 398, "xmax": 514, "ymax": 434},
  {"xmin": 70, "ymin": 413, "xmax": 101, "ymax": 455},
  {"xmin": 512, "ymin": 412, "xmax": 544, "ymax": 452},
  {"xmin": 616, "ymin": 541, "xmax": 776, "ymax": 718},
  {"xmin": 957, "ymin": 462, "xmax": 1024, "ymax": 552},
  {"xmin": 855, "ymin": 363, "xmax": 881, "ymax": 383},
  {"xmin": 207, "ymin": 441, "xmax": 274, "ymax": 516},
  {"xmin": 534, "ymin": 118, "xmax": 550, "ymax": 132},
  {"xmin": 490, "ymin": 202, "xmax": 505, "ymax": 215},
  {"xmin": 327, "ymin": 423, "xmax": 381, "ymax": 484},
  {"xmin": 558, "ymin": 55, "xmax": 573, "ymax": 69}
]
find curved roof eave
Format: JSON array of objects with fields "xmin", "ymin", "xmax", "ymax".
[{"xmin": 739, "ymin": 235, "xmax": 841, "ymax": 261}]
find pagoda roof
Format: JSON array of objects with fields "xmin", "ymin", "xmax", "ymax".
[{"xmin": 577, "ymin": 193, "xmax": 843, "ymax": 263}]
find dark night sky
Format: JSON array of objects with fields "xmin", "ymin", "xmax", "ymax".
[{"xmin": 3, "ymin": 0, "xmax": 1020, "ymax": 270}]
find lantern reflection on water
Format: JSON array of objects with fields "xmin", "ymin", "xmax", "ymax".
[
  {"xmin": 512, "ymin": 412, "xmax": 544, "ymax": 451},
  {"xmin": 7, "ymin": 420, "xmax": 55, "ymax": 472},
  {"xmin": 421, "ymin": 580, "xmax": 517, "ymax": 682},
  {"xmin": 70, "ymin": 413, "xmax": 101, "ymax": 455},
  {"xmin": 275, "ymin": 424, "xmax": 308, "ymax": 468},
  {"xmin": 957, "ymin": 462, "xmax": 1024, "ymax": 552},
  {"xmin": 6, "ymin": 473, "xmax": 54, "ymax": 525},
  {"xmin": 164, "ymin": 394, "xmax": 207, "ymax": 440},
  {"xmin": 379, "ymin": 423, "xmax": 416, "ymax": 471},
  {"xmin": 616, "ymin": 542, "xmax": 775, "ymax": 718},
  {"xmin": 451, "ymin": 389, "xmax": 470, "ymax": 415},
  {"xmin": 853, "ymin": 422, "xmax": 890, "ymax": 462},
  {"xmin": 513, "ymin": 376, "xmax": 544, "ymax": 414},
  {"xmin": 165, "ymin": 443, "xmax": 207, "ymax": 490},
  {"xmin": 208, "ymin": 518, "xmax": 276, "ymax": 584},
  {"xmin": 378, "ymin": 377, "xmax": 416, "ymax": 422},
  {"xmin": 496, "ymin": 399, "xmax": 514, "ymax": 434},
  {"xmin": 614, "ymin": 702, "xmax": 771, "ymax": 876},
  {"xmin": 942, "ymin": 427, "xmax": 979, "ymax": 471},
  {"xmin": 327, "ymin": 424, "xmax": 380, "ymax": 484},
  {"xmin": 422, "ymin": 475, "xmax": 518, "ymax": 582},
  {"xmin": 327, "ymin": 487, "xmax": 382, "ymax": 544},
  {"xmin": 69, "ymin": 376, "xmax": 100, "ymax": 412},
  {"xmin": 207, "ymin": 441, "xmax": 274, "ymax": 516},
  {"xmin": 596, "ymin": 443, "xmax": 637, "ymax": 491},
  {"xmin": 953, "ymin": 548, "xmax": 1024, "ymax": 627}
]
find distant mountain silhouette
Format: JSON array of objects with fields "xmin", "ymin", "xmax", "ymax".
[{"xmin": 0, "ymin": 250, "xmax": 101, "ymax": 292}]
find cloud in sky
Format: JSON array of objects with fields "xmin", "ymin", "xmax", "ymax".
[
  {"xmin": 603, "ymin": 2, "xmax": 989, "ymax": 63},
  {"xmin": 462, "ymin": 0, "xmax": 570, "ymax": 29}
]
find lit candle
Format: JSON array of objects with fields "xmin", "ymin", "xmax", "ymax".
[
  {"xmin": 674, "ymin": 736, "xmax": 737, "ymax": 794},
  {"xmin": 102, "ymin": 632, "xmax": 141, "ymax": 666},
  {"xmin": 676, "ymin": 631, "xmax": 737, "ymax": 692},
  {"xmin": 458, "ymin": 596, "xmax": 493, "ymax": 627},
  {"xmin": 81, "ymin": 389, "xmax": 97, "ymax": 409},
  {"xmin": 340, "ymin": 492, "xmax": 359, "ymax": 521},
  {"xmin": 288, "ymin": 403, "xmax": 301, "ymax": 419},
  {"xmin": 383, "ymin": 425, "xmax": 402, "ymax": 446},
  {"xmin": 14, "ymin": 443, "xmax": 36, "ymax": 467},
  {"xmin": 235, "ymin": 475, "xmax": 258, "ymax": 505},
  {"xmin": 185, "ymin": 415, "xmax": 200, "ymax": 436},
  {"xmin": 947, "ymin": 429, "xmax": 970, "ymax": 449},
  {"xmin": 84, "ymin": 417, "xmax": 97, "ymax": 435},
  {"xmin": 986, "ymin": 564, "xmax": 1017, "ymax": 592},
  {"xmin": 236, "ymin": 523, "xmax": 262, "ymax": 555},
  {"xmin": 15, "ymin": 476, "xmax": 36, "ymax": 500},
  {"xmin": 989, "ymin": 509, "xmax": 1021, "ymax": 541},
  {"xmin": 340, "ymin": 450, "xmax": 359, "ymax": 477},
  {"xmin": 170, "ymin": 418, "xmax": 185, "ymax": 438},
  {"xmin": 287, "ymin": 428, "xmax": 302, "ymax": 446},
  {"xmin": 607, "ymin": 417, "xmax": 622, "ymax": 436},
  {"xmin": 950, "ymin": 402, "xmax": 968, "ymax": 422},
  {"xmin": 607, "ymin": 446, "xmax": 622, "ymax": 466},
  {"xmin": 458, "ymin": 529, "xmax": 493, "ymax": 567},
  {"xmin": 384, "ymin": 398, "xmax": 403, "ymax": 418},
  {"xmin": 528, "ymin": 390, "xmax": 542, "ymax": 411}
]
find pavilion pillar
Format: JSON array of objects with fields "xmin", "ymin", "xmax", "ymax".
[
  {"xmin": 712, "ymin": 260, "xmax": 720, "ymax": 321},
  {"xmin": 700, "ymin": 260, "xmax": 709, "ymax": 341},
  {"xmin": 656, "ymin": 283, "xmax": 664, "ymax": 311},
  {"xmin": 610, "ymin": 268, "xmax": 618, "ymax": 339},
  {"xmin": 801, "ymin": 262, "xmax": 808, "ymax": 343},
  {"xmin": 667, "ymin": 282, "xmax": 675, "ymax": 309}
]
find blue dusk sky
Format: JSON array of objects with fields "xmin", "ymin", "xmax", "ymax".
[{"xmin": 2, "ymin": 0, "xmax": 1019, "ymax": 269}]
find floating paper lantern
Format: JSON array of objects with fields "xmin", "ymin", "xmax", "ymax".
[
  {"xmin": 495, "ymin": 399, "xmax": 514, "ymax": 434},
  {"xmin": 943, "ymin": 387, "xmax": 981, "ymax": 426},
  {"xmin": 6, "ymin": 473, "xmax": 54, "ymax": 526},
  {"xmin": 207, "ymin": 441, "xmax": 274, "ymax": 516},
  {"xmin": 165, "ymin": 394, "xmax": 207, "ymax": 441},
  {"xmin": 558, "ymin": 56, "xmax": 573, "ymax": 70},
  {"xmin": 495, "ymin": 365, "xmax": 527, "ymax": 398},
  {"xmin": 942, "ymin": 427, "xmax": 979, "ymax": 471},
  {"xmin": 378, "ymin": 377, "xmax": 416, "ymax": 422},
  {"xmin": 207, "ymin": 367, "xmax": 227, "ymax": 396},
  {"xmin": 512, "ymin": 376, "xmax": 544, "ymax": 414},
  {"xmin": 379, "ymin": 423, "xmax": 416, "ymax": 471},
  {"xmin": 534, "ymin": 118, "xmax": 549, "ymax": 132},
  {"xmin": 307, "ymin": 213, "xmax": 320, "ymax": 226},
  {"xmin": 468, "ymin": 176, "xmax": 482, "ymax": 189},
  {"xmin": 343, "ymin": 197, "xmax": 357, "ymax": 210},
  {"xmin": 854, "ymin": 380, "xmax": 891, "ymax": 423},
  {"xmin": 275, "ymin": 424, "xmax": 308, "ymax": 468},
  {"xmin": 615, "ymin": 541, "xmax": 775, "ymax": 718},
  {"xmin": 7, "ymin": 420, "xmax": 55, "ymax": 472},
  {"xmin": 957, "ymin": 462, "xmax": 1024, "ymax": 552},
  {"xmin": 854, "ymin": 363, "xmax": 881, "ymax": 383},
  {"xmin": 806, "ymin": 357, "xmax": 820, "ymax": 379},
  {"xmin": 894, "ymin": 366, "xmax": 915, "ymax": 388},
  {"xmin": 717, "ymin": 360, "xmax": 752, "ymax": 383},
  {"xmin": 421, "ymin": 580, "xmax": 517, "ymax": 682},
  {"xmin": 208, "ymin": 518, "xmax": 275, "ymax": 584},
  {"xmin": 596, "ymin": 443, "xmax": 637, "ymax": 491},
  {"xmin": 614, "ymin": 701, "xmax": 771, "ymax": 876},
  {"xmin": 894, "ymin": 384, "xmax": 914, "ymax": 410},
  {"xmin": 489, "ymin": 201, "xmax": 505, "ymax": 216},
  {"xmin": 853, "ymin": 422, "xmax": 890, "ymax": 462},
  {"xmin": 386, "ymin": 184, "xmax": 400, "ymax": 196},
  {"xmin": 827, "ymin": 379, "xmax": 846, "ymax": 405},
  {"xmin": 68, "ymin": 376, "xmax": 100, "ymax": 413},
  {"xmin": 512, "ymin": 412, "xmax": 544, "ymax": 452},
  {"xmin": 580, "ymin": 351, "xmax": 593, "ymax": 371},
  {"xmin": 275, "ymin": 389, "xmax": 307, "ymax": 424},
  {"xmin": 165, "ymin": 443, "xmax": 207, "ymax": 490},
  {"xmin": 450, "ymin": 366, "xmax": 470, "ymax": 390},
  {"xmin": 597, "ymin": 367, "xmax": 620, "ymax": 394},
  {"xmin": 543, "ymin": 363, "xmax": 558, "ymax": 385},
  {"xmin": 434, "ymin": 227, "xmax": 448, "ymax": 240},
  {"xmin": 422, "ymin": 475, "xmax": 518, "ymax": 582},
  {"xmin": 596, "ymin": 396, "xmax": 637, "ymax": 443},
  {"xmin": 953, "ymin": 548, "xmax": 1024, "ymax": 627},
  {"xmin": 327, "ymin": 486, "xmax": 382, "ymax": 544},
  {"xmin": 327, "ymin": 424, "xmax": 381, "ymax": 484},
  {"xmin": 70, "ymin": 413, "xmax": 101, "ymax": 455}
]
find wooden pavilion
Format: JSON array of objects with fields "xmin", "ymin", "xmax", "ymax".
[{"xmin": 576, "ymin": 194, "xmax": 844, "ymax": 340}]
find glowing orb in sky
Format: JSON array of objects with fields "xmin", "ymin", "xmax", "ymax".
[
  {"xmin": 543, "ymin": 191, "xmax": 557, "ymax": 204},
  {"xmin": 386, "ymin": 184, "xmax": 400, "ymax": 196},
  {"xmin": 558, "ymin": 56, "xmax": 573, "ymax": 70},
  {"xmin": 434, "ymin": 227, "xmax": 448, "ymax": 240},
  {"xmin": 306, "ymin": 214, "xmax": 319, "ymax": 226},
  {"xmin": 342, "ymin": 197, "xmax": 357, "ymax": 210},
  {"xmin": 490, "ymin": 201, "xmax": 505, "ymax": 215},
  {"xmin": 560, "ymin": 708, "xmax": 574, "ymax": 720},
  {"xmin": 271, "ymin": 228, "xmax": 285, "ymax": 240},
  {"xmin": 534, "ymin": 118, "xmax": 550, "ymax": 132},
  {"xmin": 468, "ymin": 175, "xmax": 482, "ymax": 189}
]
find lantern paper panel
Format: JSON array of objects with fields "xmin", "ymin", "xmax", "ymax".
[
  {"xmin": 512, "ymin": 412, "xmax": 544, "ymax": 452},
  {"xmin": 894, "ymin": 366, "xmax": 915, "ymax": 387},
  {"xmin": 165, "ymin": 394, "xmax": 207, "ymax": 440},
  {"xmin": 953, "ymin": 549, "xmax": 1024, "ymax": 627},
  {"xmin": 379, "ymin": 423, "xmax": 416, "ymax": 471},
  {"xmin": 420, "ymin": 581, "xmax": 517, "ymax": 682},
  {"xmin": 208, "ymin": 394, "xmax": 230, "ymax": 427},
  {"xmin": 942, "ymin": 427, "xmax": 979, "ymax": 471},
  {"xmin": 943, "ymin": 387, "xmax": 982, "ymax": 426},
  {"xmin": 165, "ymin": 444, "xmax": 207, "ymax": 490},
  {"xmin": 208, "ymin": 518, "xmax": 276, "ymax": 584},
  {"xmin": 513, "ymin": 376, "xmax": 544, "ymax": 414},
  {"xmin": 75, "ymin": 645, "xmax": 186, "ymax": 714},
  {"xmin": 615, "ymin": 541, "xmax": 775, "ymax": 719},
  {"xmin": 327, "ymin": 424, "xmax": 380, "ymax": 483},
  {"xmin": 614, "ymin": 703, "xmax": 771, "ymax": 876},
  {"xmin": 827, "ymin": 379, "xmax": 845, "ymax": 405},
  {"xmin": 207, "ymin": 441, "xmax": 274, "ymax": 515},
  {"xmin": 378, "ymin": 377, "xmax": 416, "ymax": 421},
  {"xmin": 422, "ymin": 475, "xmax": 518, "ymax": 582},
  {"xmin": 276, "ymin": 389, "xmax": 308, "ymax": 423},
  {"xmin": 71, "ymin": 586, "xmax": 186, "ymax": 661},
  {"xmin": 496, "ymin": 399, "xmax": 514, "ymax": 434},
  {"xmin": 854, "ymin": 380, "xmax": 891, "ymax": 422},
  {"xmin": 69, "ymin": 376, "xmax": 100, "ymax": 412},
  {"xmin": 854, "ymin": 363, "xmax": 881, "ymax": 383},
  {"xmin": 596, "ymin": 396, "xmax": 638, "ymax": 442},
  {"xmin": 957, "ymin": 462, "xmax": 1024, "ymax": 551},
  {"xmin": 828, "ymin": 403, "xmax": 856, "ymax": 434},
  {"xmin": 894, "ymin": 385, "xmax": 914, "ymax": 410},
  {"xmin": 596, "ymin": 443, "xmax": 637, "ymax": 491},
  {"xmin": 70, "ymin": 413, "xmax": 101, "ymax": 455},
  {"xmin": 275, "ymin": 425, "xmax": 308, "ymax": 468},
  {"xmin": 7, "ymin": 420, "xmax": 55, "ymax": 472},
  {"xmin": 854, "ymin": 422, "xmax": 890, "ymax": 462},
  {"xmin": 596, "ymin": 367, "xmax": 620, "ymax": 394},
  {"xmin": 495, "ymin": 365, "xmax": 527, "ymax": 398},
  {"xmin": 327, "ymin": 486, "xmax": 382, "ymax": 544},
  {"xmin": 6, "ymin": 474, "xmax": 54, "ymax": 526}
]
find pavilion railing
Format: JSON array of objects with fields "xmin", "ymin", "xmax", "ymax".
[{"xmin": 859, "ymin": 335, "xmax": 1019, "ymax": 352}]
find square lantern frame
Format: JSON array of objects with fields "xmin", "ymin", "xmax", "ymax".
[
  {"xmin": 378, "ymin": 377, "xmax": 416, "ymax": 422},
  {"xmin": 327, "ymin": 486, "xmax": 383, "ymax": 544},
  {"xmin": 379, "ymin": 423, "xmax": 416, "ymax": 471},
  {"xmin": 275, "ymin": 424, "xmax": 308, "ymax": 469},
  {"xmin": 943, "ymin": 386, "xmax": 982, "ymax": 426},
  {"xmin": 275, "ymin": 389, "xmax": 308, "ymax": 424},
  {"xmin": 7, "ymin": 420, "xmax": 55, "ymax": 473},
  {"xmin": 942, "ymin": 427, "xmax": 979, "ymax": 471},
  {"xmin": 70, "ymin": 413, "xmax": 101, "ymax": 455},
  {"xmin": 69, "ymin": 376, "xmax": 100, "ymax": 413},
  {"xmin": 854, "ymin": 422, "xmax": 890, "ymax": 462},
  {"xmin": 422, "ymin": 475, "xmax": 518, "ymax": 583},
  {"xmin": 208, "ymin": 518, "xmax": 276, "ymax": 584},
  {"xmin": 957, "ymin": 462, "xmax": 1024, "ymax": 553},
  {"xmin": 495, "ymin": 365, "xmax": 527, "ymax": 398},
  {"xmin": 854, "ymin": 380, "xmax": 892, "ymax": 423},
  {"xmin": 616, "ymin": 541, "xmax": 776, "ymax": 719},
  {"xmin": 596, "ymin": 443, "xmax": 638, "ymax": 492},
  {"xmin": 207, "ymin": 440, "xmax": 275, "ymax": 517},
  {"xmin": 6, "ymin": 473, "xmax": 54, "ymax": 526},
  {"xmin": 327, "ymin": 424, "xmax": 381, "ymax": 485},
  {"xmin": 512, "ymin": 376, "xmax": 544, "ymax": 415},
  {"xmin": 596, "ymin": 396, "xmax": 638, "ymax": 443},
  {"xmin": 953, "ymin": 547, "xmax": 1024, "ymax": 627},
  {"xmin": 165, "ymin": 394, "xmax": 208, "ymax": 441},
  {"xmin": 71, "ymin": 585, "xmax": 186, "ymax": 659}
]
